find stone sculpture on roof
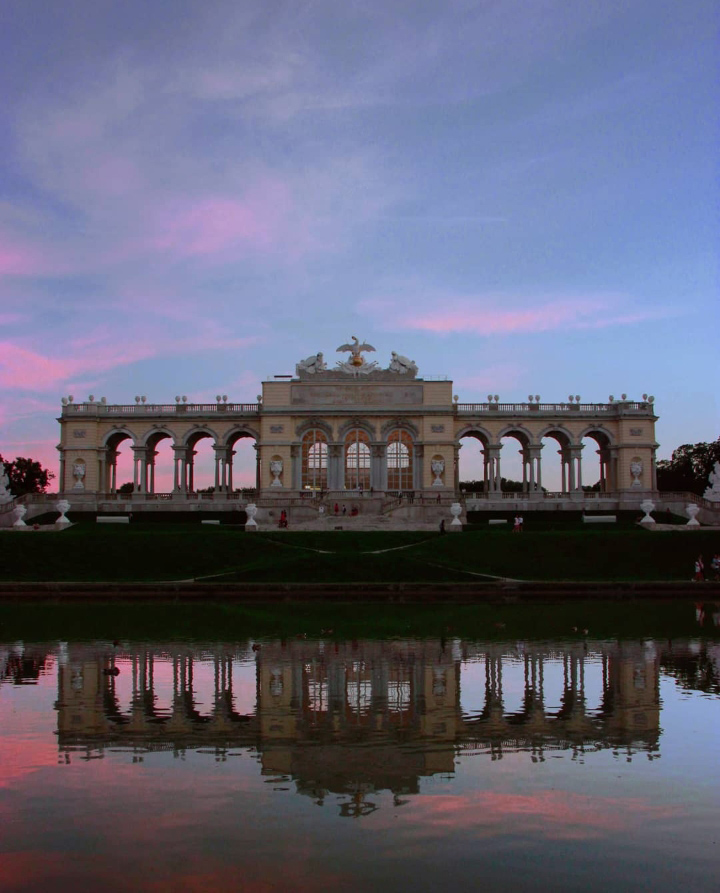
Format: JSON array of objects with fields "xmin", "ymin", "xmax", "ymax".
[
  {"xmin": 335, "ymin": 336, "xmax": 380, "ymax": 375},
  {"xmin": 389, "ymin": 352, "xmax": 418, "ymax": 376},
  {"xmin": 295, "ymin": 352, "xmax": 327, "ymax": 376}
]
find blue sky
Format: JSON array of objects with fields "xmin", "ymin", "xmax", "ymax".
[{"xmin": 1, "ymin": 0, "xmax": 717, "ymax": 488}]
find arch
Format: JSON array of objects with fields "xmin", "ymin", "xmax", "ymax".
[
  {"xmin": 224, "ymin": 425, "xmax": 260, "ymax": 447},
  {"xmin": 182, "ymin": 426, "xmax": 219, "ymax": 449},
  {"xmin": 295, "ymin": 419, "xmax": 334, "ymax": 440},
  {"xmin": 101, "ymin": 428, "xmax": 136, "ymax": 494},
  {"xmin": 380, "ymin": 418, "xmax": 419, "ymax": 440},
  {"xmin": 102, "ymin": 427, "xmax": 137, "ymax": 449},
  {"xmin": 142, "ymin": 429, "xmax": 176, "ymax": 494},
  {"xmin": 578, "ymin": 425, "xmax": 614, "ymax": 448},
  {"xmin": 580, "ymin": 427, "xmax": 615, "ymax": 492},
  {"xmin": 457, "ymin": 428, "xmax": 493, "ymax": 493},
  {"xmin": 301, "ymin": 428, "xmax": 328, "ymax": 491},
  {"xmin": 498, "ymin": 426, "xmax": 534, "ymax": 492},
  {"xmin": 536, "ymin": 425, "xmax": 573, "ymax": 448},
  {"xmin": 344, "ymin": 429, "xmax": 371, "ymax": 491},
  {"xmin": 387, "ymin": 429, "xmax": 414, "ymax": 491},
  {"xmin": 140, "ymin": 427, "xmax": 178, "ymax": 449},
  {"xmin": 496, "ymin": 424, "xmax": 534, "ymax": 446},
  {"xmin": 337, "ymin": 418, "xmax": 376, "ymax": 441},
  {"xmin": 456, "ymin": 424, "xmax": 493, "ymax": 446}
]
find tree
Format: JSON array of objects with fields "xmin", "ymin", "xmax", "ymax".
[
  {"xmin": 0, "ymin": 454, "xmax": 55, "ymax": 496},
  {"xmin": 656, "ymin": 438, "xmax": 720, "ymax": 495},
  {"xmin": 118, "ymin": 482, "xmax": 134, "ymax": 494}
]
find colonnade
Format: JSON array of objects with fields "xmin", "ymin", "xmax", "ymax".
[{"xmin": 471, "ymin": 439, "xmax": 627, "ymax": 493}]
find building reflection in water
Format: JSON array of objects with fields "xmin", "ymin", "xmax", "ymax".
[{"xmin": 2, "ymin": 636, "xmax": 715, "ymax": 814}]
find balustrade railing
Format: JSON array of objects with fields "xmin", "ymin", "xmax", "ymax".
[
  {"xmin": 455, "ymin": 402, "xmax": 650, "ymax": 414},
  {"xmin": 62, "ymin": 403, "xmax": 260, "ymax": 416}
]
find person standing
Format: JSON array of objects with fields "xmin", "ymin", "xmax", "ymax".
[
  {"xmin": 693, "ymin": 554, "xmax": 705, "ymax": 582},
  {"xmin": 518, "ymin": 514, "xmax": 524, "ymax": 532},
  {"xmin": 513, "ymin": 515, "xmax": 520, "ymax": 533}
]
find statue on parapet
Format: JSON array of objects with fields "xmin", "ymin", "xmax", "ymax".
[
  {"xmin": 389, "ymin": 351, "xmax": 418, "ymax": 376},
  {"xmin": 0, "ymin": 464, "xmax": 13, "ymax": 505},
  {"xmin": 705, "ymin": 461, "xmax": 720, "ymax": 502},
  {"xmin": 296, "ymin": 352, "xmax": 327, "ymax": 376}
]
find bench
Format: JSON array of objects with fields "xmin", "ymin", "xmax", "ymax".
[
  {"xmin": 582, "ymin": 515, "xmax": 616, "ymax": 523},
  {"xmin": 201, "ymin": 520, "xmax": 221, "ymax": 525},
  {"xmin": 488, "ymin": 519, "xmax": 507, "ymax": 525},
  {"xmin": 97, "ymin": 516, "xmax": 130, "ymax": 524}
]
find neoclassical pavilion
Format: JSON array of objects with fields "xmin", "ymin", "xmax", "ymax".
[{"xmin": 57, "ymin": 339, "xmax": 659, "ymax": 503}]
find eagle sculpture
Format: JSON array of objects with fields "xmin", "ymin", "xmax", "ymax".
[{"xmin": 336, "ymin": 335, "xmax": 376, "ymax": 367}]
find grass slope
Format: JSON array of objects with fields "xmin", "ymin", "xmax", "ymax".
[{"xmin": 0, "ymin": 524, "xmax": 718, "ymax": 582}]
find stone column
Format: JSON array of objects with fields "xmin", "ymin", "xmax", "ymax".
[
  {"xmin": 527, "ymin": 444, "xmax": 543, "ymax": 492},
  {"xmin": 132, "ymin": 447, "xmax": 148, "ymax": 493},
  {"xmin": 172, "ymin": 446, "xmax": 187, "ymax": 493},
  {"xmin": 254, "ymin": 443, "xmax": 260, "ymax": 491},
  {"xmin": 328, "ymin": 444, "xmax": 343, "ymax": 491},
  {"xmin": 453, "ymin": 443, "xmax": 461, "ymax": 491},
  {"xmin": 291, "ymin": 445, "xmax": 302, "ymax": 490},
  {"xmin": 486, "ymin": 445, "xmax": 502, "ymax": 492},
  {"xmin": 373, "ymin": 444, "xmax": 388, "ymax": 491},
  {"xmin": 414, "ymin": 444, "xmax": 424, "ymax": 492},
  {"xmin": 97, "ymin": 452, "xmax": 106, "ymax": 495},
  {"xmin": 567, "ymin": 445, "xmax": 584, "ymax": 492}
]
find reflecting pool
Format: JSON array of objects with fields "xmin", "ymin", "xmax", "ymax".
[{"xmin": 1, "ymin": 601, "xmax": 719, "ymax": 892}]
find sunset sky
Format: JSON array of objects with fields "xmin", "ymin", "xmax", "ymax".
[{"xmin": 1, "ymin": 0, "xmax": 717, "ymax": 489}]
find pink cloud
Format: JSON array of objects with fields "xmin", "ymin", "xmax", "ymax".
[
  {"xmin": 151, "ymin": 188, "xmax": 292, "ymax": 260},
  {"xmin": 0, "ymin": 329, "xmax": 261, "ymax": 392},
  {"xmin": 360, "ymin": 295, "xmax": 678, "ymax": 336}
]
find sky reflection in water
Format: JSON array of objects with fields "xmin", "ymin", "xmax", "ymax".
[{"xmin": 1, "ymin": 620, "xmax": 719, "ymax": 892}]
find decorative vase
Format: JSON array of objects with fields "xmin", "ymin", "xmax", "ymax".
[
  {"xmin": 12, "ymin": 505, "xmax": 27, "ymax": 527},
  {"xmin": 270, "ymin": 460, "xmax": 283, "ymax": 488},
  {"xmin": 245, "ymin": 503, "xmax": 258, "ymax": 529},
  {"xmin": 55, "ymin": 500, "xmax": 71, "ymax": 525},
  {"xmin": 686, "ymin": 504, "xmax": 700, "ymax": 527},
  {"xmin": 639, "ymin": 499, "xmax": 655, "ymax": 524},
  {"xmin": 431, "ymin": 458, "xmax": 445, "ymax": 488},
  {"xmin": 450, "ymin": 502, "xmax": 463, "ymax": 526}
]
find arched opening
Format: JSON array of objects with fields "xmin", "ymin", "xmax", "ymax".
[
  {"xmin": 498, "ymin": 429, "xmax": 530, "ymax": 492},
  {"xmin": 185, "ymin": 431, "xmax": 215, "ymax": 493},
  {"xmin": 458, "ymin": 430, "xmax": 490, "ymax": 493},
  {"xmin": 302, "ymin": 429, "xmax": 328, "ymax": 491},
  {"xmin": 539, "ymin": 429, "xmax": 572, "ymax": 494},
  {"xmin": 104, "ymin": 431, "xmax": 134, "ymax": 494},
  {"xmin": 226, "ymin": 431, "xmax": 259, "ymax": 493},
  {"xmin": 144, "ymin": 432, "xmax": 174, "ymax": 494},
  {"xmin": 387, "ymin": 430, "xmax": 413, "ymax": 491},
  {"xmin": 345, "ymin": 429, "xmax": 371, "ymax": 491},
  {"xmin": 581, "ymin": 430, "xmax": 613, "ymax": 493}
]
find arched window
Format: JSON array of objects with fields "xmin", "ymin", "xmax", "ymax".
[
  {"xmin": 387, "ymin": 430, "xmax": 413, "ymax": 491},
  {"xmin": 302, "ymin": 429, "xmax": 328, "ymax": 490},
  {"xmin": 345, "ymin": 430, "xmax": 371, "ymax": 490}
]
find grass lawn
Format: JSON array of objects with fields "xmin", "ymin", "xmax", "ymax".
[{"xmin": 0, "ymin": 523, "xmax": 718, "ymax": 582}]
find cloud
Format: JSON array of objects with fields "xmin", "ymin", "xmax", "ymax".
[
  {"xmin": 359, "ymin": 294, "xmax": 678, "ymax": 336},
  {"xmin": 0, "ymin": 328, "xmax": 262, "ymax": 392}
]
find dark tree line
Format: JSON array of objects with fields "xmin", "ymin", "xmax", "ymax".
[
  {"xmin": 0, "ymin": 454, "xmax": 55, "ymax": 496},
  {"xmin": 656, "ymin": 438, "xmax": 720, "ymax": 496}
]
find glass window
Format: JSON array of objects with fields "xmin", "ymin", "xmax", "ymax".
[
  {"xmin": 301, "ymin": 429, "xmax": 328, "ymax": 490},
  {"xmin": 387, "ymin": 430, "xmax": 413, "ymax": 491},
  {"xmin": 345, "ymin": 429, "xmax": 371, "ymax": 490}
]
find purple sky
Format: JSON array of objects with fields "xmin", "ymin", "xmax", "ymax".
[{"xmin": 1, "ymin": 0, "xmax": 717, "ymax": 490}]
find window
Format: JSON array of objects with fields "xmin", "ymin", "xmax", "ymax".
[
  {"xmin": 345, "ymin": 429, "xmax": 371, "ymax": 490},
  {"xmin": 301, "ymin": 429, "xmax": 328, "ymax": 490},
  {"xmin": 387, "ymin": 430, "xmax": 413, "ymax": 491}
]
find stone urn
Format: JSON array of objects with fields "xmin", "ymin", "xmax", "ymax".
[
  {"xmin": 639, "ymin": 499, "xmax": 655, "ymax": 524},
  {"xmin": 55, "ymin": 500, "xmax": 71, "ymax": 525},
  {"xmin": 12, "ymin": 505, "xmax": 27, "ymax": 527},
  {"xmin": 450, "ymin": 502, "xmax": 463, "ymax": 527},
  {"xmin": 72, "ymin": 462, "xmax": 86, "ymax": 490},
  {"xmin": 686, "ymin": 504, "xmax": 700, "ymax": 527},
  {"xmin": 269, "ymin": 459, "xmax": 283, "ymax": 488},
  {"xmin": 630, "ymin": 460, "xmax": 643, "ymax": 488},
  {"xmin": 245, "ymin": 503, "xmax": 258, "ymax": 530},
  {"xmin": 431, "ymin": 458, "xmax": 445, "ymax": 487}
]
